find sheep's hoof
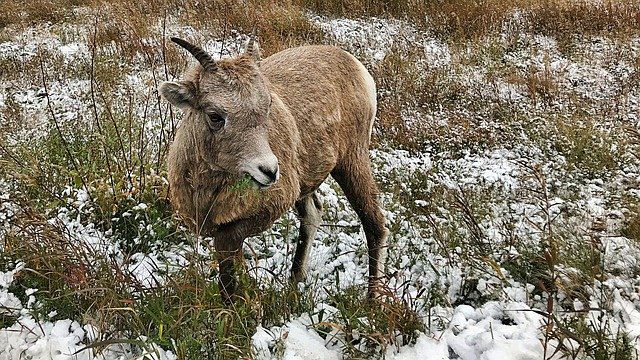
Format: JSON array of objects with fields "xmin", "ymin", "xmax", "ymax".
[{"xmin": 291, "ymin": 270, "xmax": 306, "ymax": 285}]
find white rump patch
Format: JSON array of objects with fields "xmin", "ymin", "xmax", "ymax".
[{"xmin": 348, "ymin": 53, "xmax": 377, "ymax": 138}]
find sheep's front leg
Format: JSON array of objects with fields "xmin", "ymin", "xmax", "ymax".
[
  {"xmin": 213, "ymin": 217, "xmax": 271, "ymax": 303},
  {"xmin": 214, "ymin": 235, "xmax": 244, "ymax": 304},
  {"xmin": 213, "ymin": 220, "xmax": 250, "ymax": 303}
]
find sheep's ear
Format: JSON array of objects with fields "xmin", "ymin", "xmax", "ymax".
[{"xmin": 159, "ymin": 81, "xmax": 196, "ymax": 108}]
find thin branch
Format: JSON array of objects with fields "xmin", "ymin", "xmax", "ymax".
[{"xmin": 37, "ymin": 49, "xmax": 94, "ymax": 204}]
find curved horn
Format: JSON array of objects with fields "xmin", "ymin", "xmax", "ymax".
[{"xmin": 170, "ymin": 37, "xmax": 217, "ymax": 71}]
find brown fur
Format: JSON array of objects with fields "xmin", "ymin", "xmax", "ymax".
[{"xmin": 161, "ymin": 40, "xmax": 388, "ymax": 301}]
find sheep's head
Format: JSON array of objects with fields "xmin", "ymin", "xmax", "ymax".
[{"xmin": 160, "ymin": 36, "xmax": 279, "ymax": 189}]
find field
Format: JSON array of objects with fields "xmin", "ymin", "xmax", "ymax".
[{"xmin": 2, "ymin": 0, "xmax": 640, "ymax": 359}]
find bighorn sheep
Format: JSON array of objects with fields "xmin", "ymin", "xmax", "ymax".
[{"xmin": 159, "ymin": 34, "xmax": 388, "ymax": 301}]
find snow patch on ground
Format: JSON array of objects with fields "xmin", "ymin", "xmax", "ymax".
[
  {"xmin": 0, "ymin": 263, "xmax": 25, "ymax": 317},
  {"xmin": 0, "ymin": 262, "xmax": 178, "ymax": 360},
  {"xmin": 310, "ymin": 15, "xmax": 450, "ymax": 66}
]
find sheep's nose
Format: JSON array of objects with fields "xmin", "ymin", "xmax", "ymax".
[
  {"xmin": 242, "ymin": 152, "xmax": 280, "ymax": 188},
  {"xmin": 259, "ymin": 164, "xmax": 279, "ymax": 183}
]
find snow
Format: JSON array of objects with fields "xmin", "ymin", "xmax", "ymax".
[
  {"xmin": 387, "ymin": 333, "xmax": 449, "ymax": 360},
  {"xmin": 1, "ymin": 318, "xmax": 88, "ymax": 360},
  {"xmin": 279, "ymin": 321, "xmax": 340, "ymax": 360},
  {"xmin": 310, "ymin": 15, "xmax": 451, "ymax": 66},
  {"xmin": 443, "ymin": 302, "xmax": 545, "ymax": 360},
  {"xmin": 0, "ymin": 263, "xmax": 24, "ymax": 317}
]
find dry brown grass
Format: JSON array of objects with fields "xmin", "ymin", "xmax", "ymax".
[
  {"xmin": 294, "ymin": 0, "xmax": 640, "ymax": 41},
  {"xmin": 0, "ymin": 0, "xmax": 324, "ymax": 57},
  {"xmin": 295, "ymin": 0, "xmax": 427, "ymax": 21},
  {"xmin": 0, "ymin": 0, "xmax": 92, "ymax": 28},
  {"xmin": 424, "ymin": 0, "xmax": 640, "ymax": 40},
  {"xmin": 2, "ymin": 0, "xmax": 639, "ymax": 48}
]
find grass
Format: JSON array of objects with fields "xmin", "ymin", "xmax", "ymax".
[{"xmin": 1, "ymin": 0, "xmax": 640, "ymax": 359}]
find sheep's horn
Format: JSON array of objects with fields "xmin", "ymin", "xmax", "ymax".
[
  {"xmin": 245, "ymin": 25, "xmax": 258, "ymax": 58},
  {"xmin": 170, "ymin": 37, "xmax": 217, "ymax": 72}
]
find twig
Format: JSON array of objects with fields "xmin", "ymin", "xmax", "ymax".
[
  {"xmin": 89, "ymin": 14, "xmax": 116, "ymax": 198},
  {"xmin": 37, "ymin": 49, "xmax": 94, "ymax": 204}
]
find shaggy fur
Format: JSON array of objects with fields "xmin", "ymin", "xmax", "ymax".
[{"xmin": 160, "ymin": 38, "xmax": 388, "ymax": 301}]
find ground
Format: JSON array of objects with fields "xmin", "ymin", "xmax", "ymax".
[{"xmin": 1, "ymin": 1, "xmax": 640, "ymax": 359}]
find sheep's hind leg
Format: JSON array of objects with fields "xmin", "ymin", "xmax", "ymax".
[
  {"xmin": 331, "ymin": 161, "xmax": 388, "ymax": 297},
  {"xmin": 291, "ymin": 192, "xmax": 323, "ymax": 284}
]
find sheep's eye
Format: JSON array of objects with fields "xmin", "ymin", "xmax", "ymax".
[{"xmin": 207, "ymin": 113, "xmax": 225, "ymax": 130}]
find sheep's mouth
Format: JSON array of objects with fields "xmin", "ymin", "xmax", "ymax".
[
  {"xmin": 251, "ymin": 176, "xmax": 272, "ymax": 189},
  {"xmin": 239, "ymin": 163, "xmax": 279, "ymax": 190},
  {"xmin": 242, "ymin": 173, "xmax": 273, "ymax": 190}
]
